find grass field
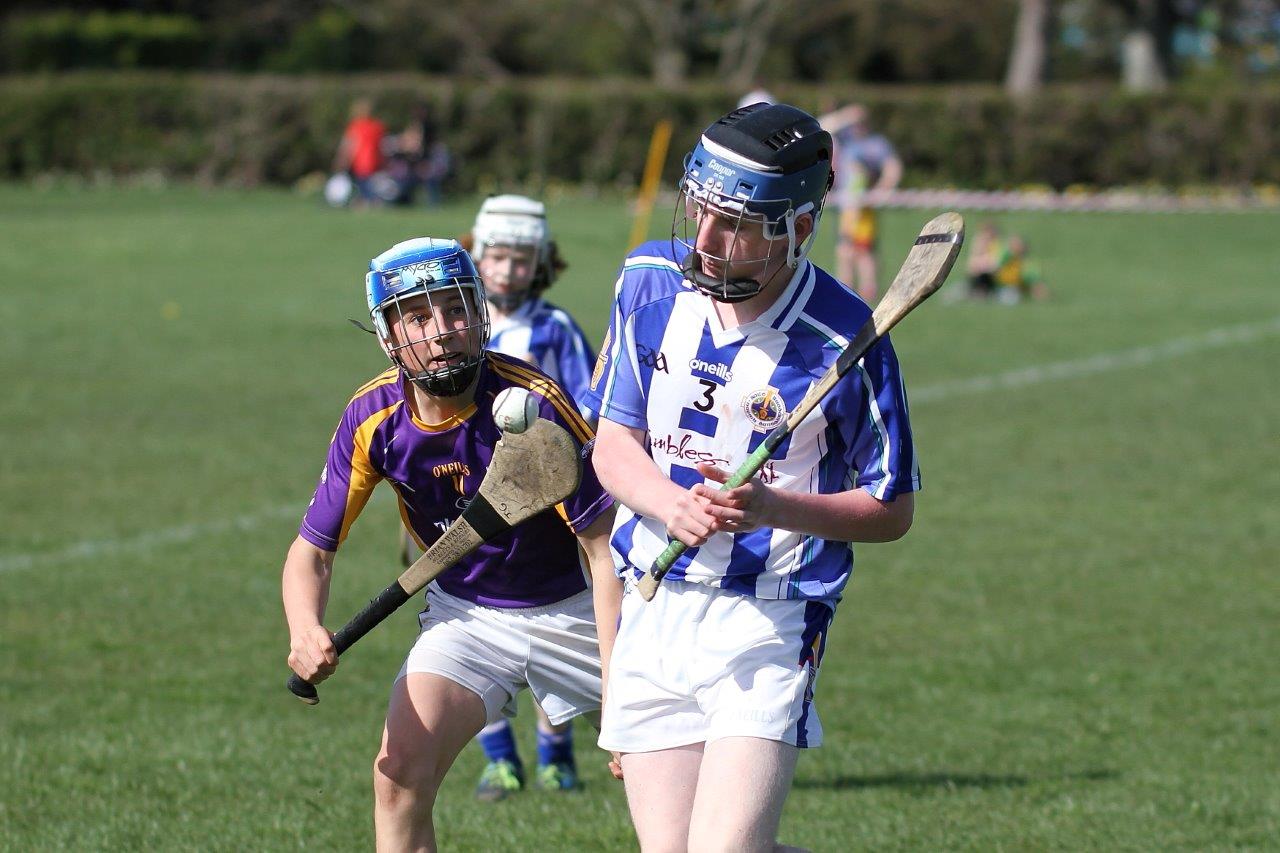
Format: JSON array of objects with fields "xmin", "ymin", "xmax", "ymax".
[{"xmin": 1, "ymin": 185, "xmax": 1277, "ymax": 851}]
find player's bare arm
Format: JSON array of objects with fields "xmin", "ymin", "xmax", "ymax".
[
  {"xmin": 593, "ymin": 418, "xmax": 720, "ymax": 548},
  {"xmin": 869, "ymin": 155, "xmax": 903, "ymax": 203},
  {"xmin": 695, "ymin": 461, "xmax": 914, "ymax": 541},
  {"xmin": 281, "ymin": 535, "xmax": 338, "ymax": 683},
  {"xmin": 578, "ymin": 507, "xmax": 620, "ymax": 676},
  {"xmin": 577, "ymin": 507, "xmax": 625, "ymax": 780}
]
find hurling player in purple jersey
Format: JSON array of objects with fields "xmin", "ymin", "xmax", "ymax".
[
  {"xmin": 281, "ymin": 238, "xmax": 619, "ymax": 851},
  {"xmin": 460, "ymin": 194, "xmax": 599, "ymax": 800},
  {"xmin": 586, "ymin": 104, "xmax": 918, "ymax": 851}
]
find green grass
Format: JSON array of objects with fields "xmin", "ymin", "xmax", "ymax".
[{"xmin": 1, "ymin": 185, "xmax": 1277, "ymax": 851}]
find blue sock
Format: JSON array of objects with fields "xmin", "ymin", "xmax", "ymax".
[
  {"xmin": 536, "ymin": 722, "xmax": 575, "ymax": 768},
  {"xmin": 477, "ymin": 720, "xmax": 521, "ymax": 767}
]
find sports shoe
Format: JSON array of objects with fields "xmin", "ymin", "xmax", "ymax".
[
  {"xmin": 535, "ymin": 762, "xmax": 580, "ymax": 792},
  {"xmin": 475, "ymin": 759, "xmax": 524, "ymax": 802}
]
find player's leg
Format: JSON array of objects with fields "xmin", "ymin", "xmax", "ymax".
[
  {"xmin": 852, "ymin": 208, "xmax": 879, "ymax": 302},
  {"xmin": 619, "ymin": 745, "xmax": 704, "ymax": 852},
  {"xmin": 373, "ymin": 673, "xmax": 486, "ymax": 852},
  {"xmin": 683, "ymin": 592, "xmax": 831, "ymax": 852},
  {"xmin": 397, "ymin": 586, "xmax": 529, "ymax": 811},
  {"xmin": 474, "ymin": 718, "xmax": 525, "ymax": 801},
  {"xmin": 534, "ymin": 703, "xmax": 579, "ymax": 791},
  {"xmin": 836, "ymin": 208, "xmax": 858, "ymax": 287},
  {"xmin": 523, "ymin": 588, "xmax": 607, "ymax": 791},
  {"xmin": 687, "ymin": 737, "xmax": 804, "ymax": 853}
]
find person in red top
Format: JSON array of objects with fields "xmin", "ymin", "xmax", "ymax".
[{"xmin": 333, "ymin": 98, "xmax": 386, "ymax": 205}]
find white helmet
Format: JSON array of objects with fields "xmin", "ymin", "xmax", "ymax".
[{"xmin": 472, "ymin": 194, "xmax": 554, "ymax": 311}]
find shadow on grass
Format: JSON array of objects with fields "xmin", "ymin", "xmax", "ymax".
[{"xmin": 794, "ymin": 769, "xmax": 1117, "ymax": 792}]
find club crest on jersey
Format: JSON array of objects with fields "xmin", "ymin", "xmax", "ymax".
[
  {"xmin": 590, "ymin": 329, "xmax": 611, "ymax": 392},
  {"xmin": 741, "ymin": 388, "xmax": 786, "ymax": 432}
]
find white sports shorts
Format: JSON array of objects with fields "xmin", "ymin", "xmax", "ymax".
[
  {"xmin": 397, "ymin": 585, "xmax": 603, "ymax": 726},
  {"xmin": 598, "ymin": 578, "xmax": 833, "ymax": 753}
]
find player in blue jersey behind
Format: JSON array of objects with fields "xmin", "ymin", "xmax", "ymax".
[
  {"xmin": 282, "ymin": 238, "xmax": 619, "ymax": 851},
  {"xmin": 463, "ymin": 195, "xmax": 599, "ymax": 799},
  {"xmin": 472, "ymin": 194, "xmax": 596, "ymax": 420},
  {"xmin": 585, "ymin": 103, "xmax": 919, "ymax": 851}
]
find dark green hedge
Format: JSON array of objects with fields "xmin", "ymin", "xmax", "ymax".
[
  {"xmin": 3, "ymin": 13, "xmax": 207, "ymax": 71},
  {"xmin": 1, "ymin": 74, "xmax": 1277, "ymax": 190}
]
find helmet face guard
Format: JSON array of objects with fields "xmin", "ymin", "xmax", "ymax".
[
  {"xmin": 472, "ymin": 194, "xmax": 552, "ymax": 312},
  {"xmin": 673, "ymin": 173, "xmax": 805, "ymax": 303},
  {"xmin": 366, "ymin": 238, "xmax": 491, "ymax": 397},
  {"xmin": 672, "ymin": 104, "xmax": 833, "ymax": 303}
]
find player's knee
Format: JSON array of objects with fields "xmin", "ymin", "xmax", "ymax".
[
  {"xmin": 688, "ymin": 801, "xmax": 782, "ymax": 853},
  {"xmin": 372, "ymin": 750, "xmax": 439, "ymax": 813}
]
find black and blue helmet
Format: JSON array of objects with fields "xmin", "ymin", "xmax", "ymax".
[{"xmin": 674, "ymin": 103, "xmax": 834, "ymax": 303}]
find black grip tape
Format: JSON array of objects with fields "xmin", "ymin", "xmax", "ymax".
[
  {"xmin": 914, "ymin": 232, "xmax": 963, "ymax": 245},
  {"xmin": 285, "ymin": 580, "xmax": 413, "ymax": 705},
  {"xmin": 462, "ymin": 493, "xmax": 509, "ymax": 541},
  {"xmin": 331, "ymin": 581, "xmax": 413, "ymax": 654}
]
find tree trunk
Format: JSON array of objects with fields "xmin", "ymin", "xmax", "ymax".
[
  {"xmin": 1122, "ymin": 30, "xmax": 1166, "ymax": 90},
  {"xmin": 1122, "ymin": 0, "xmax": 1171, "ymax": 91},
  {"xmin": 652, "ymin": 43, "xmax": 689, "ymax": 86},
  {"xmin": 716, "ymin": 0, "xmax": 781, "ymax": 91},
  {"xmin": 1005, "ymin": 0, "xmax": 1050, "ymax": 96}
]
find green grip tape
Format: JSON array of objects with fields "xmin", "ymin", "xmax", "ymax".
[{"xmin": 649, "ymin": 442, "xmax": 776, "ymax": 575}]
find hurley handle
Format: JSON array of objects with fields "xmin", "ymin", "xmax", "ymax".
[
  {"xmin": 637, "ymin": 437, "xmax": 780, "ymax": 600},
  {"xmin": 286, "ymin": 580, "xmax": 412, "ymax": 705}
]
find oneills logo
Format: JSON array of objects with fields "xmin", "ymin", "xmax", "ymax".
[
  {"xmin": 741, "ymin": 388, "xmax": 786, "ymax": 432},
  {"xmin": 432, "ymin": 460, "xmax": 470, "ymax": 498},
  {"xmin": 431, "ymin": 461, "xmax": 471, "ymax": 478},
  {"xmin": 431, "ymin": 461, "xmax": 471, "ymax": 504},
  {"xmin": 590, "ymin": 329, "xmax": 611, "ymax": 391}
]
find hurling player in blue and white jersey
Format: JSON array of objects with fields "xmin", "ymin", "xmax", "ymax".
[
  {"xmin": 464, "ymin": 195, "xmax": 599, "ymax": 800},
  {"xmin": 473, "ymin": 194, "xmax": 595, "ymax": 420},
  {"xmin": 584, "ymin": 103, "xmax": 919, "ymax": 851}
]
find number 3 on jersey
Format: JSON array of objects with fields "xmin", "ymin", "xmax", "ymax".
[{"xmin": 693, "ymin": 378, "xmax": 717, "ymax": 412}]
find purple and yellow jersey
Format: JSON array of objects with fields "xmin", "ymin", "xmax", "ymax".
[{"xmin": 299, "ymin": 352, "xmax": 612, "ymax": 609}]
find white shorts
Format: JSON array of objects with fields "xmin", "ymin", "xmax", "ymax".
[
  {"xmin": 398, "ymin": 585, "xmax": 602, "ymax": 726},
  {"xmin": 598, "ymin": 579, "xmax": 833, "ymax": 753}
]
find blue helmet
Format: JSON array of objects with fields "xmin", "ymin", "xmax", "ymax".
[
  {"xmin": 673, "ymin": 103, "xmax": 833, "ymax": 303},
  {"xmin": 365, "ymin": 237, "xmax": 490, "ymax": 397}
]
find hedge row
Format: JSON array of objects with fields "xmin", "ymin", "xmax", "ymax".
[{"xmin": 1, "ymin": 74, "xmax": 1277, "ymax": 190}]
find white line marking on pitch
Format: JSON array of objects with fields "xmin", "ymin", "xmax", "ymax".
[
  {"xmin": 2, "ymin": 316, "xmax": 1277, "ymax": 576},
  {"xmin": 0, "ymin": 505, "xmax": 301, "ymax": 574},
  {"xmin": 910, "ymin": 315, "xmax": 1280, "ymax": 404}
]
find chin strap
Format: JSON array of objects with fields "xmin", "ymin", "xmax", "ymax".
[
  {"xmin": 679, "ymin": 253, "xmax": 763, "ymax": 304},
  {"xmin": 411, "ymin": 360, "xmax": 481, "ymax": 398}
]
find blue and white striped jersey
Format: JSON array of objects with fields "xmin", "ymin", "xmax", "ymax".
[
  {"xmin": 488, "ymin": 296, "xmax": 596, "ymax": 420},
  {"xmin": 583, "ymin": 241, "xmax": 919, "ymax": 602}
]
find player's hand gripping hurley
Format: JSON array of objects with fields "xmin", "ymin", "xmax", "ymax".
[
  {"xmin": 637, "ymin": 211, "xmax": 965, "ymax": 601},
  {"xmin": 287, "ymin": 418, "xmax": 582, "ymax": 704}
]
